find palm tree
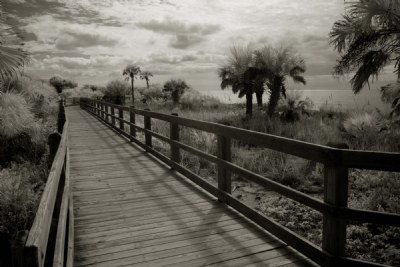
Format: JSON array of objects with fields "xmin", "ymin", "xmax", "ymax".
[
  {"xmin": 254, "ymin": 46, "xmax": 306, "ymax": 117},
  {"xmin": 329, "ymin": 0, "xmax": 400, "ymax": 93},
  {"xmin": 140, "ymin": 71, "xmax": 153, "ymax": 89},
  {"xmin": 0, "ymin": 3, "xmax": 28, "ymax": 84},
  {"xmin": 218, "ymin": 44, "xmax": 256, "ymax": 117},
  {"xmin": 123, "ymin": 64, "xmax": 141, "ymax": 104}
]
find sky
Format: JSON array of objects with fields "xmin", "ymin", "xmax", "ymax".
[{"xmin": 3, "ymin": 0, "xmax": 398, "ymax": 103}]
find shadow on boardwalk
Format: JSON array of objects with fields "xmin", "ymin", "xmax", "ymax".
[{"xmin": 67, "ymin": 106, "xmax": 315, "ymax": 267}]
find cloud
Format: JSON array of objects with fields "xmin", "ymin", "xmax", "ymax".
[
  {"xmin": 137, "ymin": 17, "xmax": 220, "ymax": 49},
  {"xmin": 136, "ymin": 18, "xmax": 220, "ymax": 35},
  {"xmin": 169, "ymin": 34, "xmax": 204, "ymax": 49},
  {"xmin": 148, "ymin": 53, "xmax": 198, "ymax": 64},
  {"xmin": 21, "ymin": 15, "xmax": 122, "ymax": 52},
  {"xmin": 55, "ymin": 30, "xmax": 120, "ymax": 50}
]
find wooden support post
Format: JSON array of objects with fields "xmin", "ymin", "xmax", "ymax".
[
  {"xmin": 144, "ymin": 108, "xmax": 152, "ymax": 149},
  {"xmin": 111, "ymin": 106, "xmax": 115, "ymax": 126},
  {"xmin": 100, "ymin": 103, "xmax": 104, "ymax": 120},
  {"xmin": 129, "ymin": 106, "xmax": 136, "ymax": 140},
  {"xmin": 170, "ymin": 113, "xmax": 180, "ymax": 166},
  {"xmin": 118, "ymin": 107, "xmax": 124, "ymax": 132},
  {"xmin": 322, "ymin": 164, "xmax": 348, "ymax": 264},
  {"xmin": 217, "ymin": 135, "xmax": 231, "ymax": 203}
]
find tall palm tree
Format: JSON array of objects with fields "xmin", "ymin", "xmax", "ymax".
[
  {"xmin": 329, "ymin": 0, "xmax": 400, "ymax": 93},
  {"xmin": 123, "ymin": 64, "xmax": 141, "ymax": 104},
  {"xmin": 254, "ymin": 46, "xmax": 306, "ymax": 117},
  {"xmin": 0, "ymin": 3, "xmax": 28, "ymax": 84},
  {"xmin": 140, "ymin": 71, "xmax": 153, "ymax": 89},
  {"xmin": 218, "ymin": 44, "xmax": 256, "ymax": 117}
]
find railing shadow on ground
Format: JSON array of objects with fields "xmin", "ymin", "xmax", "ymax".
[{"xmin": 80, "ymin": 98, "xmax": 400, "ymax": 267}]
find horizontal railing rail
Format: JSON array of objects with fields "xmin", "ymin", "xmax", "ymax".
[
  {"xmin": 81, "ymin": 98, "xmax": 400, "ymax": 267},
  {"xmin": 14, "ymin": 101, "xmax": 74, "ymax": 267}
]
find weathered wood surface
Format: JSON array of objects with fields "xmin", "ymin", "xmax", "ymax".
[{"xmin": 67, "ymin": 106, "xmax": 315, "ymax": 267}]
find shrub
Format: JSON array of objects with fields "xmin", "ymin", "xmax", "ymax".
[
  {"xmin": 0, "ymin": 92, "xmax": 46, "ymax": 166},
  {"xmin": 162, "ymin": 79, "xmax": 190, "ymax": 104},
  {"xmin": 0, "ymin": 162, "xmax": 45, "ymax": 240},
  {"xmin": 138, "ymin": 84, "xmax": 166, "ymax": 103},
  {"xmin": 102, "ymin": 80, "xmax": 128, "ymax": 104},
  {"xmin": 0, "ymin": 76, "xmax": 59, "ymax": 119},
  {"xmin": 179, "ymin": 89, "xmax": 221, "ymax": 110},
  {"xmin": 342, "ymin": 112, "xmax": 381, "ymax": 150}
]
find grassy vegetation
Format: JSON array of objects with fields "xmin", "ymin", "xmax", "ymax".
[
  {"xmin": 127, "ymin": 88, "xmax": 400, "ymax": 266},
  {"xmin": 0, "ymin": 77, "xmax": 58, "ymax": 242}
]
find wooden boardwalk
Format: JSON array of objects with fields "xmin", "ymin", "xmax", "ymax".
[{"xmin": 67, "ymin": 106, "xmax": 315, "ymax": 267}]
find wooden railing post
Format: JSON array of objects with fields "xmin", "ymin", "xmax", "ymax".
[
  {"xmin": 96, "ymin": 101, "xmax": 100, "ymax": 117},
  {"xmin": 144, "ymin": 108, "xmax": 152, "ymax": 149},
  {"xmin": 129, "ymin": 106, "xmax": 136, "ymax": 140},
  {"xmin": 217, "ymin": 135, "xmax": 231, "ymax": 203},
  {"xmin": 106, "ymin": 104, "xmax": 110, "ymax": 123},
  {"xmin": 111, "ymin": 106, "xmax": 115, "ymax": 126},
  {"xmin": 170, "ymin": 113, "xmax": 180, "ymax": 166},
  {"xmin": 322, "ymin": 164, "xmax": 348, "ymax": 263},
  {"xmin": 118, "ymin": 107, "xmax": 124, "ymax": 132},
  {"xmin": 100, "ymin": 102, "xmax": 104, "ymax": 120}
]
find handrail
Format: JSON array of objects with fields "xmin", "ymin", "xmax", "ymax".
[
  {"xmin": 15, "ymin": 101, "xmax": 74, "ymax": 267},
  {"xmin": 81, "ymin": 98, "xmax": 399, "ymax": 267}
]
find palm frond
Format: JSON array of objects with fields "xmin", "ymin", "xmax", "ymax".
[
  {"xmin": 351, "ymin": 49, "xmax": 391, "ymax": 93},
  {"xmin": 0, "ymin": 46, "xmax": 29, "ymax": 81}
]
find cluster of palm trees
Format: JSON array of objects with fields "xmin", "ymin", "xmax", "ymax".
[
  {"xmin": 122, "ymin": 64, "xmax": 153, "ymax": 104},
  {"xmin": 218, "ymin": 44, "xmax": 306, "ymax": 117}
]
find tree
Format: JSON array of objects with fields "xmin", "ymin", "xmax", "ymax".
[
  {"xmin": 0, "ymin": 2, "xmax": 29, "ymax": 83},
  {"xmin": 49, "ymin": 76, "xmax": 77, "ymax": 94},
  {"xmin": 218, "ymin": 44, "xmax": 256, "ymax": 117},
  {"xmin": 123, "ymin": 64, "xmax": 141, "ymax": 104},
  {"xmin": 329, "ymin": 0, "xmax": 400, "ymax": 93},
  {"xmin": 254, "ymin": 46, "xmax": 306, "ymax": 117},
  {"xmin": 140, "ymin": 71, "xmax": 153, "ymax": 89},
  {"xmin": 162, "ymin": 79, "xmax": 190, "ymax": 104}
]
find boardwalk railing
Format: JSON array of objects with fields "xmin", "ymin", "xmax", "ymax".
[
  {"xmin": 81, "ymin": 98, "xmax": 400, "ymax": 267},
  {"xmin": 13, "ymin": 102, "xmax": 74, "ymax": 267}
]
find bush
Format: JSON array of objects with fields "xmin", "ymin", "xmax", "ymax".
[
  {"xmin": 0, "ymin": 92, "xmax": 46, "ymax": 166},
  {"xmin": 0, "ymin": 162, "xmax": 46, "ymax": 240},
  {"xmin": 162, "ymin": 79, "xmax": 190, "ymax": 104},
  {"xmin": 179, "ymin": 89, "xmax": 221, "ymax": 110},
  {"xmin": 0, "ymin": 76, "xmax": 59, "ymax": 119},
  {"xmin": 102, "ymin": 80, "xmax": 128, "ymax": 105},
  {"xmin": 138, "ymin": 84, "xmax": 166, "ymax": 103}
]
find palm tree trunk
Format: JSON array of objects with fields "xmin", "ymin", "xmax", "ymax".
[
  {"xmin": 146, "ymin": 78, "xmax": 149, "ymax": 89},
  {"xmin": 131, "ymin": 77, "xmax": 134, "ymax": 104},
  {"xmin": 245, "ymin": 93, "xmax": 253, "ymax": 117},
  {"xmin": 256, "ymin": 91, "xmax": 263, "ymax": 107},
  {"xmin": 267, "ymin": 78, "xmax": 281, "ymax": 117}
]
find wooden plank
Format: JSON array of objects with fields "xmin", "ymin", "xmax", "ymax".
[
  {"xmin": 52, "ymin": 186, "xmax": 69, "ymax": 267},
  {"xmin": 25, "ymin": 121, "xmax": 68, "ymax": 267},
  {"xmin": 75, "ymin": 231, "xmax": 280, "ymax": 267},
  {"xmin": 66, "ymin": 193, "xmax": 74, "ymax": 267},
  {"xmin": 67, "ymin": 105, "xmax": 316, "ymax": 267}
]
